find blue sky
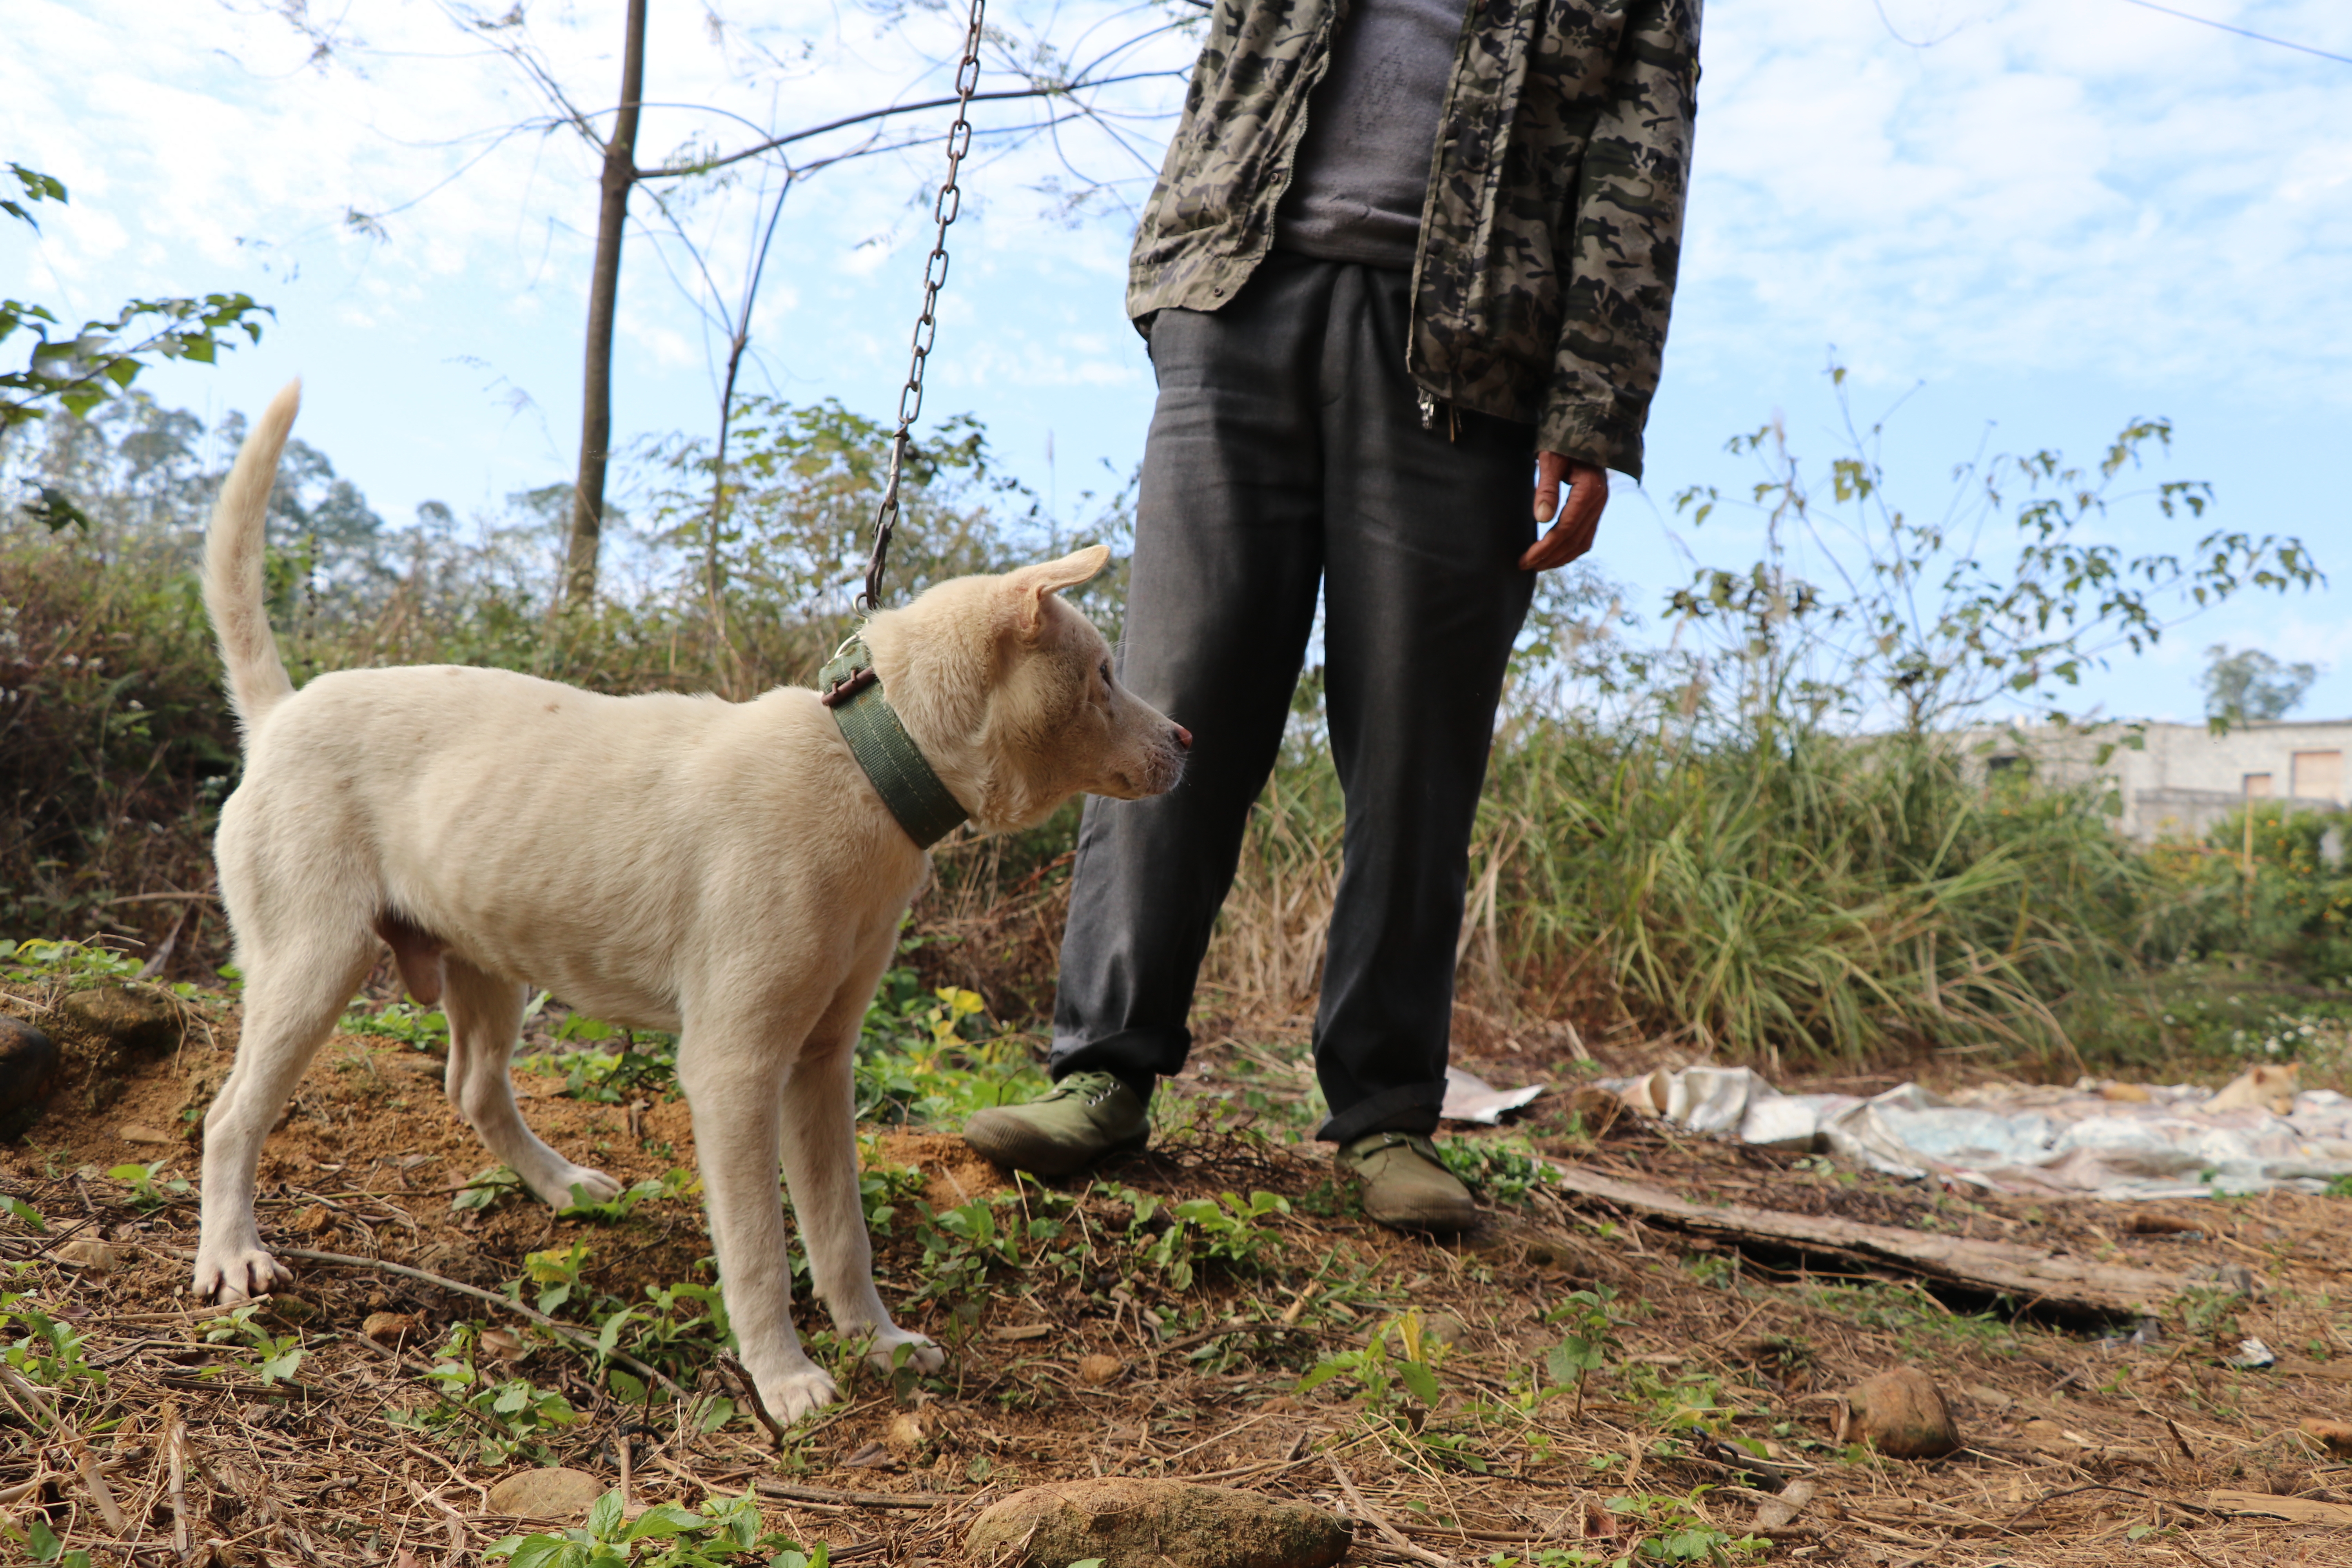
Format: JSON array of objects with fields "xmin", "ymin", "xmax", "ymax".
[{"xmin": 7, "ymin": 0, "xmax": 2348, "ymax": 723}]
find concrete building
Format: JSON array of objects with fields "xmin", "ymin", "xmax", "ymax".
[{"xmin": 1964, "ymin": 719, "xmax": 2351, "ymax": 843}]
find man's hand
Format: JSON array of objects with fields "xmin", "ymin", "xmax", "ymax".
[{"xmin": 1522, "ymin": 451, "xmax": 1608, "ymax": 571}]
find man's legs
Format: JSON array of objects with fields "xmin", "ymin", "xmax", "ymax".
[
  {"xmin": 1046, "ymin": 259, "xmax": 1334, "ymax": 1089},
  {"xmin": 970, "ymin": 256, "xmax": 1535, "ymax": 1205},
  {"xmin": 1312, "ymin": 266, "xmax": 1537, "ymax": 1145}
]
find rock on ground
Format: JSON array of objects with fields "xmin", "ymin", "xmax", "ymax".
[
  {"xmin": 58, "ymin": 985, "xmax": 184, "ymax": 1059},
  {"xmin": 1843, "ymin": 1365, "xmax": 1962, "ymax": 1459},
  {"xmin": 484, "ymin": 1466, "xmax": 608, "ymax": 1523},
  {"xmin": 965, "ymin": 1479, "xmax": 1350, "ymax": 1568},
  {"xmin": 0, "ymin": 1014, "xmax": 62, "ymax": 1141}
]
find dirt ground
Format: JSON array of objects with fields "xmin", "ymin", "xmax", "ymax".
[{"xmin": 7, "ymin": 978, "xmax": 2352, "ymax": 1567}]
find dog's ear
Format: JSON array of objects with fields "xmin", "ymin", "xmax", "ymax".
[{"xmin": 1004, "ymin": 544, "xmax": 1111, "ymax": 640}]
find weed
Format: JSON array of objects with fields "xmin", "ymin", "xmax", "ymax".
[
  {"xmin": 453, "ymin": 1163, "xmax": 526, "ymax": 1214},
  {"xmin": 0, "ymin": 936, "xmax": 139, "ymax": 985},
  {"xmin": 7, "ymin": 1515, "xmax": 93, "ymax": 1568},
  {"xmin": 855, "ymin": 962, "xmax": 1044, "ymax": 1125},
  {"xmin": 393, "ymin": 1323, "xmax": 581, "ymax": 1465},
  {"xmin": 1798, "ymin": 1281, "xmax": 2015, "ymax": 1359},
  {"xmin": 489, "ymin": 1486, "xmax": 830, "ymax": 1568},
  {"xmin": 108, "ymin": 1159, "xmax": 189, "ymax": 1211},
  {"xmin": 542, "ymin": 1012, "xmax": 681, "ymax": 1103},
  {"xmin": 1299, "ymin": 1309, "xmax": 1445, "ymax": 1418},
  {"xmin": 2179, "ymin": 1283, "xmax": 2246, "ymax": 1343},
  {"xmin": 1541, "ymin": 1286, "xmax": 1618, "ymax": 1415},
  {"xmin": 560, "ymin": 1168, "xmax": 697, "ymax": 1223},
  {"xmin": 1436, "ymin": 1138, "xmax": 1556, "ymax": 1206},
  {"xmin": 198, "ymin": 1301, "xmax": 305, "ymax": 1385},
  {"xmin": 519, "ymin": 1242, "xmax": 597, "ymax": 1314},
  {"xmin": 339, "ymin": 996, "xmax": 449, "ymax": 1047},
  {"xmin": 0, "ymin": 1193, "xmax": 44, "ymax": 1232},
  {"xmin": 1599, "ymin": 1492, "xmax": 1768, "ymax": 1564},
  {"xmin": 1117, "ymin": 1188, "xmax": 1289, "ymax": 1290},
  {"xmin": 2, "ymin": 1279, "xmax": 103, "ymax": 1389},
  {"xmin": 1621, "ymin": 1364, "xmax": 1738, "ymax": 1437}
]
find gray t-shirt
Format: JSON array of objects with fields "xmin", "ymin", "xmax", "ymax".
[{"xmin": 1274, "ymin": 0, "xmax": 1463, "ymax": 272}]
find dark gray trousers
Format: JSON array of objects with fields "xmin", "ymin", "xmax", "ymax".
[{"xmin": 1047, "ymin": 252, "xmax": 1537, "ymax": 1143}]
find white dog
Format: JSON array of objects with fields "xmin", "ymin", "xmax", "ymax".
[{"xmin": 192, "ymin": 382, "xmax": 1188, "ymax": 1420}]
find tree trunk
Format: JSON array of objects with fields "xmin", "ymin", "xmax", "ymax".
[{"xmin": 562, "ymin": 0, "xmax": 649, "ymax": 609}]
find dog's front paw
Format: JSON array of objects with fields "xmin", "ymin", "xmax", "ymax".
[
  {"xmin": 858, "ymin": 1327, "xmax": 945, "ymax": 1376},
  {"xmin": 760, "ymin": 1366, "xmax": 843, "ymax": 1423},
  {"xmin": 194, "ymin": 1245, "xmax": 294, "ymax": 1302},
  {"xmin": 529, "ymin": 1160, "xmax": 622, "ymax": 1209}
]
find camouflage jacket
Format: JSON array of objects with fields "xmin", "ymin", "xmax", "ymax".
[{"xmin": 1128, "ymin": 0, "xmax": 1701, "ymax": 477}]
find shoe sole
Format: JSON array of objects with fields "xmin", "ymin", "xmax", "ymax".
[
  {"xmin": 962, "ymin": 1116, "xmax": 1147, "ymax": 1178},
  {"xmin": 1362, "ymin": 1202, "xmax": 1479, "ymax": 1236}
]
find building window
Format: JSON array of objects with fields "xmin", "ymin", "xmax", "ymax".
[
  {"xmin": 2291, "ymin": 750, "xmax": 2342, "ymax": 802},
  {"xmin": 2244, "ymin": 773, "xmax": 2274, "ymax": 798},
  {"xmin": 1987, "ymin": 755, "xmax": 2023, "ymax": 774}
]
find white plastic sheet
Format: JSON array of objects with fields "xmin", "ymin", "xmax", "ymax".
[
  {"xmin": 1441, "ymin": 1066, "xmax": 1545, "ymax": 1125},
  {"xmin": 1601, "ymin": 1065, "xmax": 2352, "ymax": 1200}
]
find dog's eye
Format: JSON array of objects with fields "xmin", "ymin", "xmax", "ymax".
[{"xmin": 1099, "ymin": 661, "xmax": 1114, "ymax": 688}]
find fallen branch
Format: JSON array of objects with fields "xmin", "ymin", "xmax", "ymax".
[
  {"xmin": 276, "ymin": 1246, "xmax": 687, "ymax": 1400},
  {"xmin": 1540, "ymin": 1164, "xmax": 2183, "ymax": 1318},
  {"xmin": 1328, "ymin": 1459, "xmax": 1457, "ymax": 1568}
]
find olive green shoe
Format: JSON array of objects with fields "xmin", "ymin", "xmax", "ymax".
[
  {"xmin": 963, "ymin": 1071, "xmax": 1150, "ymax": 1177},
  {"xmin": 1338, "ymin": 1132, "xmax": 1478, "ymax": 1234}
]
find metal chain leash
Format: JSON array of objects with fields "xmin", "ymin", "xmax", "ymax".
[{"xmin": 860, "ymin": 0, "xmax": 989, "ymax": 612}]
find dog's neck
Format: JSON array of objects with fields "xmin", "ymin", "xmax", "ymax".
[{"xmin": 861, "ymin": 609, "xmax": 1042, "ymax": 835}]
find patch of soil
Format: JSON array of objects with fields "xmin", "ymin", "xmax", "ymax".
[{"xmin": 9, "ymin": 981, "xmax": 2352, "ymax": 1568}]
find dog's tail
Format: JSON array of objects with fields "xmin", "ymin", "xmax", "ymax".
[{"xmin": 203, "ymin": 378, "xmax": 302, "ymax": 737}]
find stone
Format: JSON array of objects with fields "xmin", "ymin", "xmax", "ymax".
[
  {"xmin": 362, "ymin": 1311, "xmax": 421, "ymax": 1345},
  {"xmin": 0, "ymin": 1014, "xmax": 62, "ymax": 1142},
  {"xmin": 1841, "ymin": 1366, "xmax": 1962, "ymax": 1459},
  {"xmin": 58, "ymin": 985, "xmax": 183, "ymax": 1059},
  {"xmin": 965, "ymin": 1479, "xmax": 1350, "ymax": 1568},
  {"xmin": 2300, "ymin": 1418, "xmax": 2352, "ymax": 1457},
  {"xmin": 118, "ymin": 1122, "xmax": 176, "ymax": 1144},
  {"xmin": 884, "ymin": 1410, "xmax": 931, "ymax": 1456},
  {"xmin": 1076, "ymin": 1353, "xmax": 1125, "ymax": 1386},
  {"xmin": 484, "ymin": 1466, "xmax": 608, "ymax": 1523},
  {"xmin": 55, "ymin": 1238, "xmax": 122, "ymax": 1272}
]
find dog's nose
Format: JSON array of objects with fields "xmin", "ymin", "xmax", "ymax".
[{"xmin": 1172, "ymin": 723, "xmax": 1193, "ymax": 752}]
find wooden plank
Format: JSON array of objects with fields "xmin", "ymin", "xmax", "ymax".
[
  {"xmin": 1543, "ymin": 1163, "xmax": 2185, "ymax": 1318},
  {"xmin": 2207, "ymin": 1490, "xmax": 2352, "ymax": 1526}
]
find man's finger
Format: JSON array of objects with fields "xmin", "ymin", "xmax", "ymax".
[{"xmin": 1533, "ymin": 450, "xmax": 1570, "ymax": 522}]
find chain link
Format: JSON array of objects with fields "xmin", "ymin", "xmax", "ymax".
[{"xmin": 861, "ymin": 0, "xmax": 989, "ymax": 612}]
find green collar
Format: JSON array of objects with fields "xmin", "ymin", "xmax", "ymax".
[{"xmin": 819, "ymin": 637, "xmax": 969, "ymax": 849}]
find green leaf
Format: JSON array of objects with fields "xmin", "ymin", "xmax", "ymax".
[
  {"xmin": 1397, "ymin": 1359, "xmax": 1440, "ymax": 1405},
  {"xmin": 623, "ymin": 1504, "xmax": 704, "ymax": 1541},
  {"xmin": 584, "ymin": 1488, "xmax": 626, "ymax": 1539},
  {"xmin": 21, "ymin": 485, "xmax": 92, "ymax": 533},
  {"xmin": 1296, "ymin": 1359, "xmax": 1349, "ymax": 1394}
]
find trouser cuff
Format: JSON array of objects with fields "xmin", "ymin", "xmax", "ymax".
[{"xmin": 1317, "ymin": 1083, "xmax": 1443, "ymax": 1145}]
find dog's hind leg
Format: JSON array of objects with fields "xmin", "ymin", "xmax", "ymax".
[
  {"xmin": 196, "ymin": 931, "xmax": 376, "ymax": 1301},
  {"xmin": 676, "ymin": 1007, "xmax": 842, "ymax": 1423},
  {"xmin": 780, "ymin": 978, "xmax": 942, "ymax": 1378},
  {"xmin": 441, "ymin": 957, "xmax": 621, "ymax": 1209}
]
